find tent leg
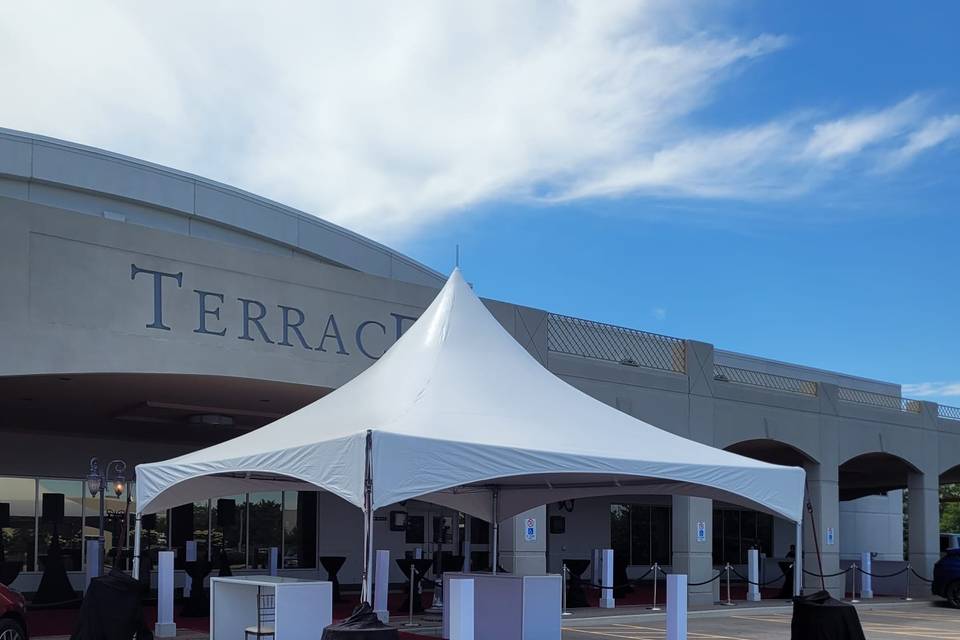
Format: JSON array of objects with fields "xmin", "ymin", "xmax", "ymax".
[
  {"xmin": 361, "ymin": 429, "xmax": 375, "ymax": 604},
  {"xmin": 793, "ymin": 520, "xmax": 803, "ymax": 597},
  {"xmin": 132, "ymin": 514, "xmax": 142, "ymax": 580},
  {"xmin": 491, "ymin": 487, "xmax": 500, "ymax": 575}
]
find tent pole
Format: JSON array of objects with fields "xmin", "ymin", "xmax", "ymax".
[
  {"xmin": 132, "ymin": 514, "xmax": 142, "ymax": 580},
  {"xmin": 794, "ymin": 520, "xmax": 803, "ymax": 597},
  {"xmin": 361, "ymin": 430, "xmax": 374, "ymax": 604},
  {"xmin": 491, "ymin": 487, "xmax": 500, "ymax": 575}
]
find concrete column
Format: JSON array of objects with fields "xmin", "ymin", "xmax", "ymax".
[
  {"xmin": 907, "ymin": 469, "xmax": 939, "ymax": 590},
  {"xmin": 498, "ymin": 506, "xmax": 546, "ymax": 575},
  {"xmin": 803, "ymin": 459, "xmax": 842, "ymax": 597},
  {"xmin": 671, "ymin": 496, "xmax": 718, "ymax": 606}
]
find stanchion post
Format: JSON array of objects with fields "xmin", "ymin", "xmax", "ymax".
[
  {"xmin": 647, "ymin": 563, "xmax": 662, "ymax": 611},
  {"xmin": 666, "ymin": 573, "xmax": 687, "ymax": 640},
  {"xmin": 720, "ymin": 563, "xmax": 735, "ymax": 606},
  {"xmin": 849, "ymin": 564, "xmax": 859, "ymax": 603},
  {"xmin": 404, "ymin": 564, "xmax": 420, "ymax": 628},
  {"xmin": 561, "ymin": 564, "xmax": 573, "ymax": 617},
  {"xmin": 901, "ymin": 564, "xmax": 912, "ymax": 601}
]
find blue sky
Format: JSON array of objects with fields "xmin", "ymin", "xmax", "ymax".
[
  {"xmin": 398, "ymin": 1, "xmax": 960, "ymax": 400},
  {"xmin": 1, "ymin": 1, "xmax": 957, "ymax": 401}
]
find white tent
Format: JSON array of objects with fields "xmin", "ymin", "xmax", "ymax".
[{"xmin": 135, "ymin": 269, "xmax": 805, "ymax": 599}]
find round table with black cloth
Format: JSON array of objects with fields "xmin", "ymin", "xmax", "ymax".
[
  {"xmin": 563, "ymin": 559, "xmax": 591, "ymax": 608},
  {"xmin": 33, "ymin": 538, "xmax": 78, "ymax": 605},
  {"xmin": 180, "ymin": 559, "xmax": 213, "ymax": 617},
  {"xmin": 70, "ymin": 569, "xmax": 152, "ymax": 640},
  {"xmin": 790, "ymin": 590, "xmax": 866, "ymax": 640},
  {"xmin": 320, "ymin": 556, "xmax": 347, "ymax": 603},
  {"xmin": 777, "ymin": 561, "xmax": 795, "ymax": 599},
  {"xmin": 321, "ymin": 602, "xmax": 398, "ymax": 640},
  {"xmin": 395, "ymin": 558, "xmax": 433, "ymax": 614}
]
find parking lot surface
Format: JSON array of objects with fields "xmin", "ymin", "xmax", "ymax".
[{"xmin": 561, "ymin": 601, "xmax": 960, "ymax": 640}]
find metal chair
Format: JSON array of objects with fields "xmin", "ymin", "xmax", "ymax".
[{"xmin": 244, "ymin": 586, "xmax": 275, "ymax": 640}]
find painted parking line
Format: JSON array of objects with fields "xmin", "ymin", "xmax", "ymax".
[{"xmin": 613, "ymin": 624, "xmax": 750, "ymax": 640}]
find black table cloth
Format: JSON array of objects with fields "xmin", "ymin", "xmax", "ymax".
[
  {"xmin": 320, "ymin": 555, "xmax": 347, "ymax": 603},
  {"xmin": 71, "ymin": 569, "xmax": 153, "ymax": 640},
  {"xmin": 180, "ymin": 559, "xmax": 212, "ymax": 617},
  {"xmin": 563, "ymin": 559, "xmax": 591, "ymax": 608},
  {"xmin": 321, "ymin": 602, "xmax": 398, "ymax": 640},
  {"xmin": 791, "ymin": 590, "xmax": 866, "ymax": 640},
  {"xmin": 32, "ymin": 537, "xmax": 77, "ymax": 605},
  {"xmin": 395, "ymin": 558, "xmax": 433, "ymax": 614}
]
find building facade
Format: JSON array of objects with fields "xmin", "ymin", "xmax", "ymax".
[{"xmin": 1, "ymin": 128, "xmax": 958, "ymax": 603}]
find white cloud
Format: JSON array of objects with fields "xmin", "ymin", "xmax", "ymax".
[
  {"xmin": 0, "ymin": 1, "xmax": 956, "ymax": 241},
  {"xmin": 903, "ymin": 382, "xmax": 960, "ymax": 398},
  {"xmin": 880, "ymin": 114, "xmax": 960, "ymax": 170},
  {"xmin": 652, "ymin": 307, "xmax": 667, "ymax": 320}
]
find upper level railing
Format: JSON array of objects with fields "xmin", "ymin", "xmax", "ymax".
[
  {"xmin": 837, "ymin": 386, "xmax": 921, "ymax": 413},
  {"xmin": 713, "ymin": 364, "xmax": 818, "ymax": 396},
  {"xmin": 939, "ymin": 404, "xmax": 960, "ymax": 421},
  {"xmin": 546, "ymin": 313, "xmax": 686, "ymax": 373}
]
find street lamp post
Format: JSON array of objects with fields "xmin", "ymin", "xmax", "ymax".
[{"xmin": 87, "ymin": 458, "xmax": 126, "ymax": 574}]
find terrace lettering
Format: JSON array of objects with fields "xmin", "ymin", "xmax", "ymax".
[{"xmin": 130, "ymin": 263, "xmax": 417, "ymax": 360}]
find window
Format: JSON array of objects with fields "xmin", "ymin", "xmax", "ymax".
[
  {"xmin": 712, "ymin": 508, "xmax": 773, "ymax": 564},
  {"xmin": 282, "ymin": 492, "xmax": 317, "ymax": 569},
  {"xmin": 249, "ymin": 492, "xmax": 282, "ymax": 569},
  {"xmin": 405, "ymin": 515, "xmax": 425, "ymax": 544},
  {"xmin": 39, "ymin": 479, "xmax": 83, "ymax": 572},
  {"xmin": 610, "ymin": 504, "xmax": 671, "ymax": 566},
  {"xmin": 211, "ymin": 495, "xmax": 246, "ymax": 569},
  {"xmin": 0, "ymin": 478, "xmax": 36, "ymax": 572}
]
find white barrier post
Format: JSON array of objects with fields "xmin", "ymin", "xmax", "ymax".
[
  {"xmin": 599, "ymin": 548, "xmax": 615, "ymax": 608},
  {"xmin": 183, "ymin": 540, "xmax": 197, "ymax": 598},
  {"xmin": 860, "ymin": 552, "xmax": 873, "ymax": 599},
  {"xmin": 374, "ymin": 550, "xmax": 390, "ymax": 623},
  {"xmin": 747, "ymin": 549, "xmax": 761, "ymax": 602},
  {"xmin": 85, "ymin": 539, "xmax": 102, "ymax": 592},
  {"xmin": 268, "ymin": 547, "xmax": 279, "ymax": 576},
  {"xmin": 155, "ymin": 551, "xmax": 176, "ymax": 638},
  {"xmin": 449, "ymin": 578, "xmax": 475, "ymax": 640},
  {"xmin": 666, "ymin": 574, "xmax": 687, "ymax": 640},
  {"xmin": 415, "ymin": 547, "xmax": 423, "ymax": 559}
]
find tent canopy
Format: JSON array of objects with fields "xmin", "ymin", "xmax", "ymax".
[{"xmin": 136, "ymin": 270, "xmax": 805, "ymax": 523}]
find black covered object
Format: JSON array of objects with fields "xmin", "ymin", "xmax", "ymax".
[
  {"xmin": 563, "ymin": 559, "xmax": 590, "ymax": 608},
  {"xmin": 180, "ymin": 559, "xmax": 212, "ymax": 617},
  {"xmin": 0, "ymin": 502, "xmax": 9, "ymax": 527},
  {"xmin": 42, "ymin": 493, "xmax": 65, "ymax": 522},
  {"xmin": 791, "ymin": 590, "xmax": 866, "ymax": 640},
  {"xmin": 32, "ymin": 537, "xmax": 78, "ymax": 605},
  {"xmin": 320, "ymin": 556, "xmax": 346, "ymax": 603},
  {"xmin": 395, "ymin": 558, "xmax": 433, "ymax": 614},
  {"xmin": 321, "ymin": 602, "xmax": 398, "ymax": 640},
  {"xmin": 215, "ymin": 550, "xmax": 233, "ymax": 577},
  {"xmin": 613, "ymin": 555, "xmax": 633, "ymax": 598},
  {"xmin": 777, "ymin": 561, "xmax": 795, "ymax": 599},
  {"xmin": 71, "ymin": 569, "xmax": 153, "ymax": 640},
  {"xmin": 216, "ymin": 498, "xmax": 236, "ymax": 527}
]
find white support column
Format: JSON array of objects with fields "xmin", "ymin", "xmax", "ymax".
[
  {"xmin": 184, "ymin": 540, "xmax": 197, "ymax": 597},
  {"xmin": 374, "ymin": 549, "xmax": 390, "ymax": 623},
  {"xmin": 155, "ymin": 551, "xmax": 176, "ymax": 638},
  {"xmin": 599, "ymin": 548, "xmax": 615, "ymax": 609},
  {"xmin": 747, "ymin": 549, "xmax": 761, "ymax": 601},
  {"xmin": 449, "ymin": 578, "xmax": 475, "ymax": 640},
  {"xmin": 85, "ymin": 539, "xmax": 102, "ymax": 592},
  {"xmin": 132, "ymin": 514, "xmax": 142, "ymax": 580},
  {"xmin": 794, "ymin": 522, "xmax": 803, "ymax": 597},
  {"xmin": 666, "ymin": 573, "xmax": 687, "ymax": 640},
  {"xmin": 268, "ymin": 546, "xmax": 279, "ymax": 576},
  {"xmin": 860, "ymin": 552, "xmax": 873, "ymax": 599}
]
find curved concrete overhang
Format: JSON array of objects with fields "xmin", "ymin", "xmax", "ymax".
[{"xmin": 0, "ymin": 127, "xmax": 443, "ymax": 288}]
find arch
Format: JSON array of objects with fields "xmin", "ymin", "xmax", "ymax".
[
  {"xmin": 838, "ymin": 452, "xmax": 920, "ymax": 501},
  {"xmin": 723, "ymin": 438, "xmax": 817, "ymax": 467},
  {"xmin": 941, "ymin": 463, "xmax": 960, "ymax": 486}
]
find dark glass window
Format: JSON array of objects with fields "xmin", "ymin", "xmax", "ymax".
[
  {"xmin": 405, "ymin": 515, "xmax": 425, "ymax": 544},
  {"xmin": 0, "ymin": 478, "xmax": 36, "ymax": 572},
  {"xmin": 713, "ymin": 508, "xmax": 773, "ymax": 564},
  {"xmin": 610, "ymin": 503, "xmax": 671, "ymax": 566}
]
